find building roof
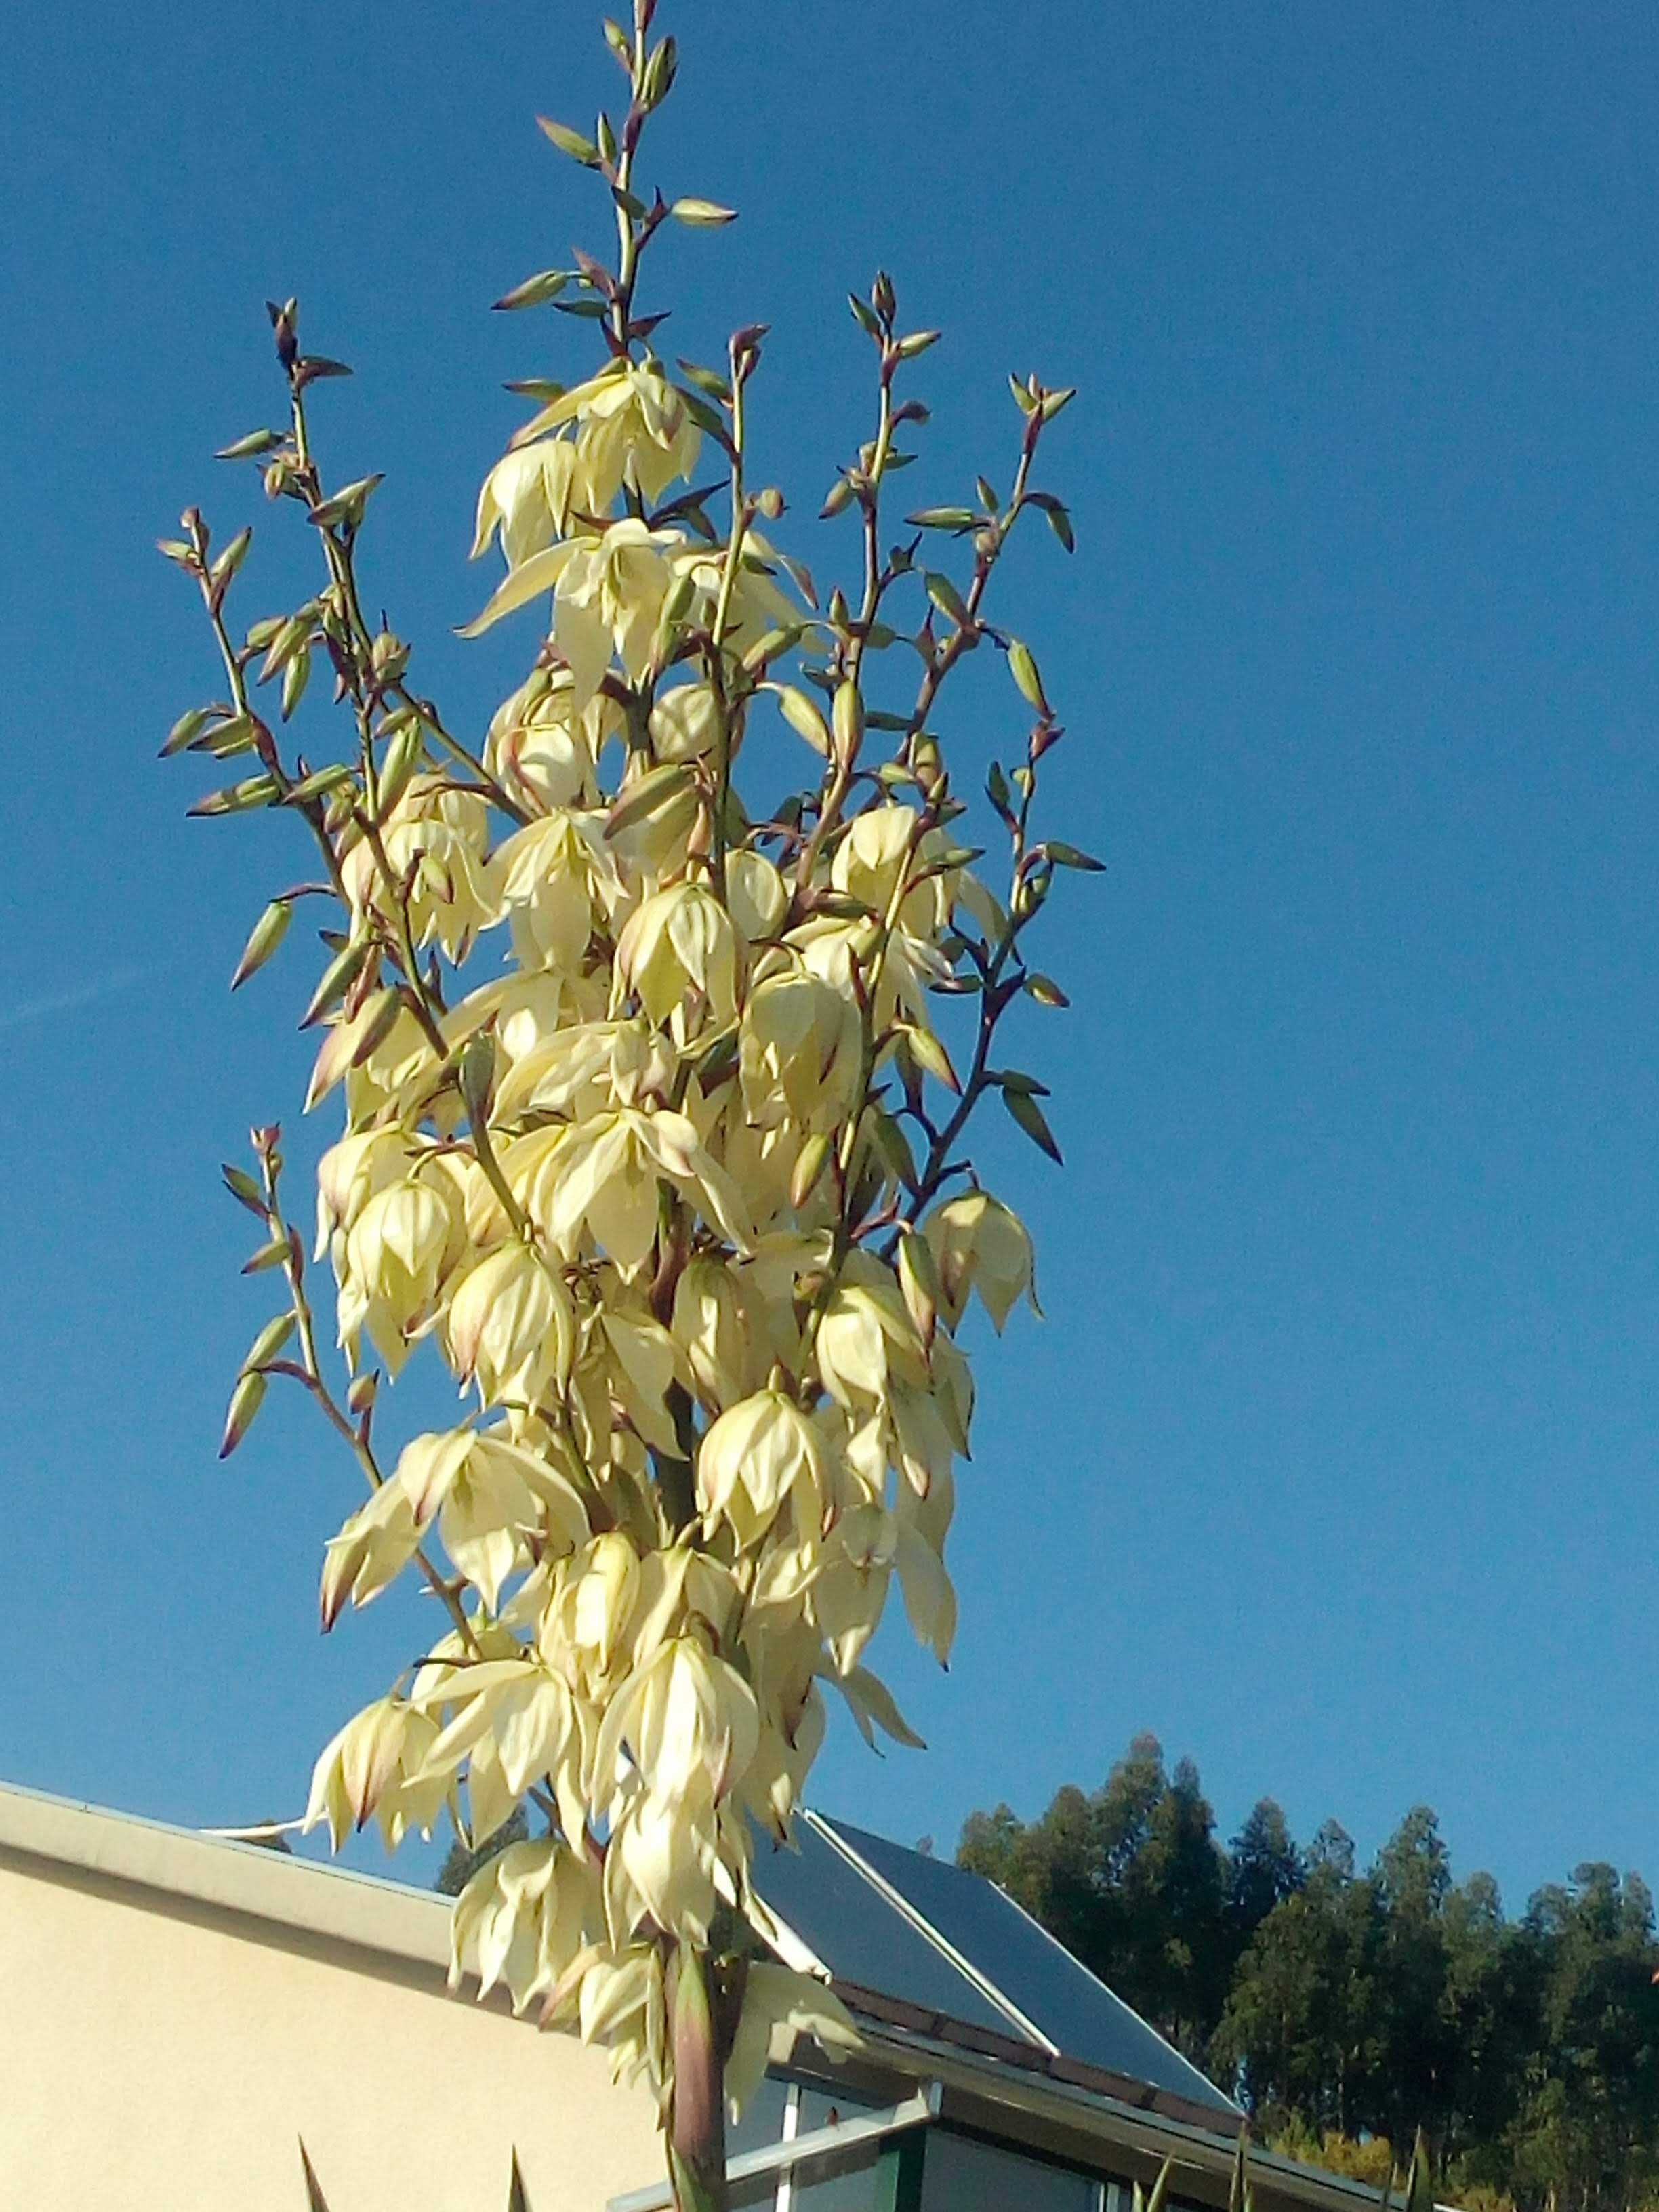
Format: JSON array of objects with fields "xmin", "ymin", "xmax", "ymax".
[
  {"xmin": 0, "ymin": 1777, "xmax": 1233, "ymax": 2121},
  {"xmin": 0, "ymin": 1775, "xmax": 1407, "ymax": 2212}
]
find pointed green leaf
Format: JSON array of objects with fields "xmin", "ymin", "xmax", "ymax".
[
  {"xmin": 1008, "ymin": 638, "xmax": 1046, "ymax": 712},
  {"xmin": 245, "ymin": 1313, "xmax": 297, "ymax": 1371},
  {"xmin": 1044, "ymin": 841, "xmax": 1105, "ymax": 872},
  {"xmin": 537, "ymin": 115, "xmax": 600, "ymax": 165},
  {"xmin": 300, "ymin": 937, "xmax": 372, "ymax": 1030},
  {"xmin": 1003, "ymin": 1085, "xmax": 1062, "ymax": 1164},
  {"xmin": 284, "ymin": 762, "xmax": 358, "ymax": 808},
  {"xmin": 161, "ymin": 706, "xmax": 218, "ymax": 758},
  {"xmin": 493, "ymin": 268, "xmax": 570, "ymax": 312},
  {"xmin": 222, "ymin": 1162, "xmax": 267, "ymax": 1218},
  {"xmin": 924, "ymin": 571, "xmax": 968, "ymax": 625},
  {"xmin": 216, "ymin": 427, "xmax": 281, "ymax": 461},
  {"xmin": 219, "ymin": 1368, "xmax": 268, "ymax": 1460},
  {"xmin": 672, "ymin": 197, "xmax": 737, "ymax": 227},
  {"xmin": 231, "ymin": 899, "xmax": 293, "ymax": 990},
  {"xmin": 905, "ymin": 506, "xmax": 977, "ymax": 531},
  {"xmin": 187, "ymin": 775, "xmax": 278, "ymax": 817},
  {"xmin": 604, "ymin": 761, "xmax": 695, "ymax": 840}
]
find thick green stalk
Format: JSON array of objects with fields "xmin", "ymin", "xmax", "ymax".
[{"xmin": 669, "ymin": 1946, "xmax": 729, "ymax": 2212}]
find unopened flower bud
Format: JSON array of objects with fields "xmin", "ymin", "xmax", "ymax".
[{"xmin": 219, "ymin": 1369, "xmax": 268, "ymax": 1460}]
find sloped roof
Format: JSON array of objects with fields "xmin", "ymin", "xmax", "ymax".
[{"xmin": 752, "ymin": 1809, "xmax": 1239, "ymax": 2119}]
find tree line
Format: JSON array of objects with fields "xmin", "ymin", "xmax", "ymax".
[{"xmin": 956, "ymin": 1735, "xmax": 1659, "ymax": 2212}]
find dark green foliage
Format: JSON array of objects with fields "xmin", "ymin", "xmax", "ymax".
[
  {"xmin": 959, "ymin": 1738, "xmax": 1659, "ymax": 2212},
  {"xmin": 435, "ymin": 1804, "xmax": 530, "ymax": 1896}
]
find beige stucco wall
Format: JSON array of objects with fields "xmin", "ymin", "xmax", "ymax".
[{"xmin": 0, "ymin": 1799, "xmax": 661, "ymax": 2212}]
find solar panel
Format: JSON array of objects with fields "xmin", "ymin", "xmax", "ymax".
[
  {"xmin": 808, "ymin": 1815, "xmax": 1237, "ymax": 2114},
  {"xmin": 751, "ymin": 1813, "xmax": 1031, "ymax": 2042}
]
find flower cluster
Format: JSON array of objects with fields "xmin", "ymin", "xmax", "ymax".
[
  {"xmin": 300, "ymin": 345, "xmax": 1041, "ymax": 2080},
  {"xmin": 166, "ymin": 2, "xmax": 1082, "ymax": 2192}
]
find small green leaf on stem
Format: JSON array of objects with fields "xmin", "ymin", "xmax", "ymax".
[
  {"xmin": 309, "ymin": 474, "xmax": 383, "ymax": 531},
  {"xmin": 348, "ymin": 986, "xmax": 404, "ymax": 1068},
  {"xmin": 897, "ymin": 1229, "xmax": 941, "ymax": 1348},
  {"xmin": 832, "ymin": 680, "xmax": 863, "ymax": 766},
  {"xmin": 219, "ymin": 1369, "xmax": 268, "ymax": 1459},
  {"xmin": 1002, "ymin": 1084, "xmax": 1063, "ymax": 1164},
  {"xmin": 300, "ymin": 937, "xmax": 372, "ymax": 1030},
  {"xmin": 1044, "ymin": 840, "xmax": 1106, "ymax": 872},
  {"xmin": 245, "ymin": 1313, "xmax": 297, "ymax": 1370},
  {"xmin": 605, "ymin": 761, "xmax": 696, "ymax": 840},
  {"xmin": 1024, "ymin": 972, "xmax": 1070, "ymax": 1008},
  {"xmin": 906, "ymin": 506, "xmax": 977, "ymax": 531},
  {"xmin": 283, "ymin": 762, "xmax": 358, "ymax": 808},
  {"xmin": 216, "ymin": 428, "xmax": 282, "ymax": 461},
  {"xmin": 281, "ymin": 648, "xmax": 310, "ymax": 720},
  {"xmin": 902, "ymin": 1023, "xmax": 961, "ymax": 1093},
  {"xmin": 768, "ymin": 683, "xmax": 831, "ymax": 756},
  {"xmin": 493, "ymin": 269, "xmax": 569, "ymax": 312},
  {"xmin": 925, "ymin": 571, "xmax": 968, "ymax": 625},
  {"xmin": 1008, "ymin": 638, "xmax": 1048, "ymax": 712},
  {"xmin": 377, "ymin": 719, "xmax": 425, "ymax": 818},
  {"xmin": 209, "ymin": 527, "xmax": 253, "ymax": 592},
  {"xmin": 459, "ymin": 1029, "xmax": 497, "ymax": 1124},
  {"xmin": 537, "ymin": 115, "xmax": 600, "ymax": 165},
  {"xmin": 672, "ymin": 198, "xmax": 737, "ymax": 227},
  {"xmin": 161, "ymin": 706, "xmax": 218, "ymax": 758},
  {"xmin": 790, "ymin": 1131, "xmax": 832, "ymax": 1209},
  {"xmin": 188, "ymin": 775, "xmax": 279, "ymax": 817},
  {"xmin": 1026, "ymin": 491, "xmax": 1075, "ymax": 551},
  {"xmin": 222, "ymin": 1162, "xmax": 267, "ymax": 1218},
  {"xmin": 232, "ymin": 899, "xmax": 293, "ymax": 990},
  {"xmin": 243, "ymin": 1233, "xmax": 294, "ymax": 1275}
]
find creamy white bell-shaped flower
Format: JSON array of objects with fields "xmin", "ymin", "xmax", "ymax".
[
  {"xmin": 616, "ymin": 881, "xmax": 739, "ymax": 1030},
  {"xmin": 922, "ymin": 1189, "xmax": 1039, "ymax": 1331},
  {"xmin": 337, "ymin": 1171, "xmax": 462, "ymax": 1372},
  {"xmin": 493, "ymin": 806, "xmax": 613, "ymax": 972},
  {"xmin": 319, "ymin": 1477, "xmax": 422, "ymax": 1629},
  {"xmin": 472, "ymin": 437, "xmax": 580, "ymax": 567},
  {"xmin": 444, "ymin": 1237, "xmax": 574, "ymax": 1408},
  {"xmin": 697, "ymin": 1389, "xmax": 827, "ymax": 1545},
  {"xmin": 739, "ymin": 965, "xmax": 862, "ymax": 1131},
  {"xmin": 590, "ymin": 1634, "xmax": 760, "ymax": 1814}
]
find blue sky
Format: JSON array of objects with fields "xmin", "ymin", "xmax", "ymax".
[{"xmin": 5, "ymin": 0, "xmax": 1659, "ymax": 1908}]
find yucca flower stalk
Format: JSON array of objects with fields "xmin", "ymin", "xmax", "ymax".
[{"xmin": 161, "ymin": 6, "xmax": 1091, "ymax": 2205}]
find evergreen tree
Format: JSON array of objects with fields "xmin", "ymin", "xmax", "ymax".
[
  {"xmin": 960, "ymin": 1738, "xmax": 1659, "ymax": 2212},
  {"xmin": 1227, "ymin": 1799, "xmax": 1305, "ymax": 1950}
]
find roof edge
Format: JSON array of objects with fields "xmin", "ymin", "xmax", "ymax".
[
  {"xmin": 0, "ymin": 1777, "xmax": 451, "ymax": 1975},
  {"xmin": 831, "ymin": 2019, "xmax": 1410, "ymax": 2212}
]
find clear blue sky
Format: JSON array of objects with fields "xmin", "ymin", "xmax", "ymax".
[{"xmin": 5, "ymin": 0, "xmax": 1659, "ymax": 1908}]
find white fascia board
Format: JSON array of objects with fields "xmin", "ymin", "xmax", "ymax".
[{"xmin": 0, "ymin": 1777, "xmax": 451, "ymax": 1978}]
